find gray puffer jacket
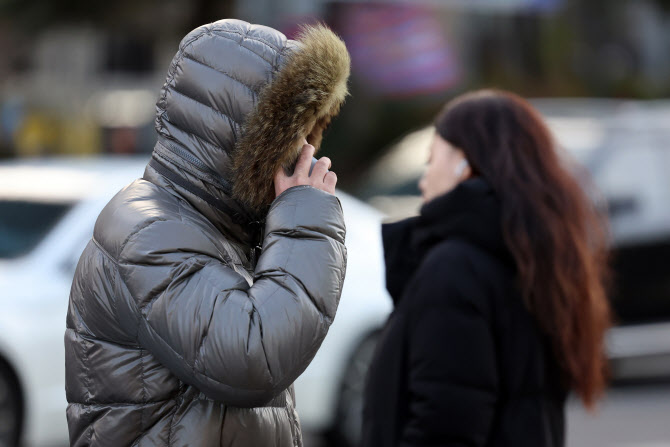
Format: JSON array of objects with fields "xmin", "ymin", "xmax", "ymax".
[{"xmin": 65, "ymin": 19, "xmax": 350, "ymax": 446}]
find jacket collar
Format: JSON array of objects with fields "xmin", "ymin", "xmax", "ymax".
[
  {"xmin": 382, "ymin": 177, "xmax": 513, "ymax": 303},
  {"xmin": 412, "ymin": 177, "xmax": 509, "ymax": 261},
  {"xmin": 143, "ymin": 141, "xmax": 261, "ymax": 251}
]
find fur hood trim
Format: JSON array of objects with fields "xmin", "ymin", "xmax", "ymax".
[{"xmin": 232, "ymin": 24, "xmax": 350, "ymax": 213}]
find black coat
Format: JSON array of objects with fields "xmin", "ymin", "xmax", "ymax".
[{"xmin": 362, "ymin": 178, "xmax": 567, "ymax": 447}]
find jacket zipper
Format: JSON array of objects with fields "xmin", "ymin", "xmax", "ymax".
[
  {"xmin": 157, "ymin": 138, "xmax": 233, "ymax": 193},
  {"xmin": 155, "ymin": 137, "xmax": 264, "ymax": 263}
]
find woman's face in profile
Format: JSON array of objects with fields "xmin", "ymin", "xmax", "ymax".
[{"xmin": 419, "ymin": 133, "xmax": 471, "ymax": 203}]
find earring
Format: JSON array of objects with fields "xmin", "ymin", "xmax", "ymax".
[{"xmin": 454, "ymin": 159, "xmax": 469, "ymax": 178}]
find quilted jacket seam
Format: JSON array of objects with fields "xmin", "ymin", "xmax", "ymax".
[
  {"xmin": 188, "ymin": 270, "xmax": 269, "ymax": 381},
  {"xmin": 182, "ymin": 55, "xmax": 259, "ymax": 96},
  {"xmin": 235, "ymin": 23, "xmax": 295, "ymax": 65},
  {"xmin": 155, "ymin": 25, "xmax": 275, "ymax": 143},
  {"xmin": 209, "ymin": 29, "xmax": 279, "ymax": 68},
  {"xmin": 192, "ymin": 279, "xmax": 225, "ymax": 377},
  {"xmin": 284, "ymin": 394, "xmax": 298, "ymax": 447},
  {"xmin": 67, "ymin": 399, "xmax": 172, "ymax": 407},
  {"xmin": 109, "ymin": 271, "xmax": 121, "ymax": 334},
  {"xmin": 238, "ymin": 24, "xmax": 283, "ymax": 52},
  {"xmin": 175, "ymin": 200, "xmax": 238, "ymax": 268},
  {"xmin": 119, "ymin": 219, "xmax": 169, "ymax": 259},
  {"xmin": 159, "ymin": 113, "xmax": 227, "ymax": 155},
  {"xmin": 75, "ymin": 329, "xmax": 137, "ymax": 348},
  {"xmin": 166, "ymin": 393, "xmax": 180, "ymax": 447},
  {"xmin": 91, "ymin": 237, "xmax": 118, "ymax": 265},
  {"xmin": 115, "ymin": 246, "xmax": 271, "ymax": 391},
  {"xmin": 165, "ymin": 88, "xmax": 241, "ymax": 148},
  {"xmin": 133, "ymin": 255, "xmax": 200, "ymax": 326},
  {"xmin": 83, "ymin": 334, "xmax": 92, "ymax": 444},
  {"xmin": 68, "ymin": 301, "xmax": 94, "ymax": 337},
  {"xmin": 139, "ymin": 316, "xmax": 277, "ymax": 391},
  {"xmin": 157, "ymin": 29, "xmax": 210, "ymax": 132},
  {"xmin": 251, "ymin": 305, "xmax": 274, "ymax": 384},
  {"xmin": 140, "ymin": 346, "xmax": 146, "ymax": 431},
  {"xmin": 90, "ymin": 239, "xmax": 130, "ymax": 337},
  {"xmin": 168, "ymin": 86, "xmax": 243, "ymax": 128},
  {"xmin": 246, "ymin": 201, "xmax": 299, "ymax": 383}
]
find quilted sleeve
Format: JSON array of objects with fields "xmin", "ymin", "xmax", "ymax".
[{"xmin": 116, "ymin": 185, "xmax": 346, "ymax": 407}]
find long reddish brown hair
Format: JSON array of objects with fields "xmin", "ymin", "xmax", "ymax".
[{"xmin": 435, "ymin": 89, "xmax": 611, "ymax": 408}]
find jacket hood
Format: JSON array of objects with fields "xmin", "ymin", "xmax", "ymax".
[{"xmin": 153, "ymin": 19, "xmax": 350, "ymax": 218}]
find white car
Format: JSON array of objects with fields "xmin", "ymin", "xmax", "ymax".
[{"xmin": 0, "ymin": 156, "xmax": 391, "ymax": 446}]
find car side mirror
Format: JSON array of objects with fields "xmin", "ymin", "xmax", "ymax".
[{"xmin": 607, "ymin": 195, "xmax": 639, "ymax": 219}]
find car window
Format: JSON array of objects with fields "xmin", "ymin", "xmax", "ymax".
[
  {"xmin": 590, "ymin": 140, "xmax": 670, "ymax": 325},
  {"xmin": 0, "ymin": 200, "xmax": 73, "ymax": 259}
]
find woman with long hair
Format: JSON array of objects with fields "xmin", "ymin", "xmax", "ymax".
[{"xmin": 362, "ymin": 89, "xmax": 612, "ymax": 446}]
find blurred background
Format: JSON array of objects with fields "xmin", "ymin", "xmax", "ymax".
[{"xmin": 0, "ymin": 0, "xmax": 669, "ymax": 446}]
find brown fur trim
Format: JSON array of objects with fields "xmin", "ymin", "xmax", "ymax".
[{"xmin": 232, "ymin": 24, "xmax": 350, "ymax": 213}]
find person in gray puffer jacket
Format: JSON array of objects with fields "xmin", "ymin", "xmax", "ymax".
[{"xmin": 64, "ymin": 19, "xmax": 350, "ymax": 446}]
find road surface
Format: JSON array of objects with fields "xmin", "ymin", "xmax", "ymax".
[{"xmin": 304, "ymin": 383, "xmax": 670, "ymax": 447}]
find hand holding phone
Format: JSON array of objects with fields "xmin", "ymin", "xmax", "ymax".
[{"xmin": 274, "ymin": 144, "xmax": 337, "ymax": 197}]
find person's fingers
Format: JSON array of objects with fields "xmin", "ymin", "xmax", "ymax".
[
  {"xmin": 310, "ymin": 156, "xmax": 331, "ymax": 182},
  {"xmin": 274, "ymin": 165, "xmax": 286, "ymax": 182},
  {"xmin": 293, "ymin": 144, "xmax": 315, "ymax": 178},
  {"xmin": 324, "ymin": 170, "xmax": 337, "ymax": 192}
]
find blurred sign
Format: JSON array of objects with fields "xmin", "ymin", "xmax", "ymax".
[
  {"xmin": 338, "ymin": 4, "xmax": 461, "ymax": 97},
  {"xmin": 440, "ymin": 0, "xmax": 561, "ymax": 11},
  {"xmin": 333, "ymin": 0, "xmax": 563, "ymax": 13}
]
